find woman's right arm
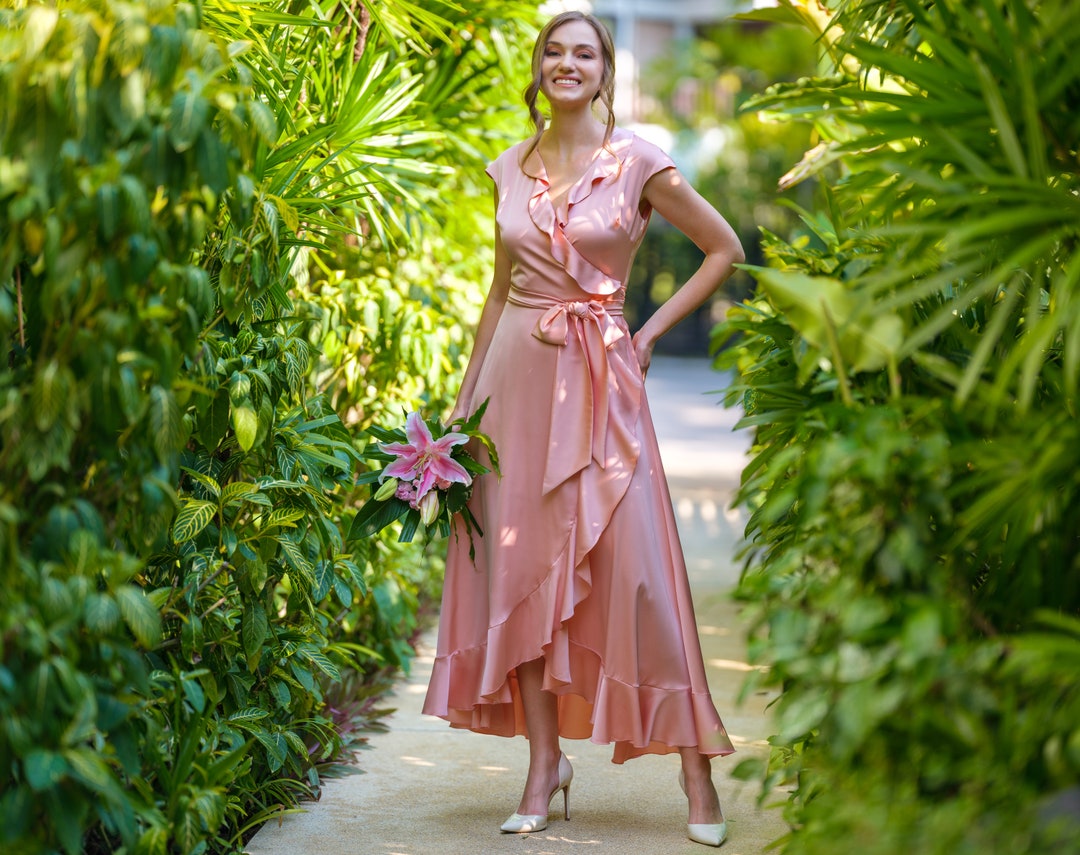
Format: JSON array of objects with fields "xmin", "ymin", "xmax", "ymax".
[{"xmin": 448, "ymin": 196, "xmax": 511, "ymax": 427}]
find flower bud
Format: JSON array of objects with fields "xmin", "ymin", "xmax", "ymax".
[
  {"xmin": 374, "ymin": 477, "xmax": 399, "ymax": 501},
  {"xmin": 418, "ymin": 491, "xmax": 440, "ymax": 526}
]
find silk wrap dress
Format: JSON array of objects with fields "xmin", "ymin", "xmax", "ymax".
[{"xmin": 422, "ymin": 128, "xmax": 735, "ymax": 763}]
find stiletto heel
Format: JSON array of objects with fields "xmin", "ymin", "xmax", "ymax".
[
  {"xmin": 501, "ymin": 752, "xmax": 573, "ymax": 833},
  {"xmin": 679, "ymin": 769, "xmax": 728, "ymax": 847}
]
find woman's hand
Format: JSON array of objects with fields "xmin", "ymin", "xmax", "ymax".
[
  {"xmin": 632, "ymin": 330, "xmax": 656, "ymax": 380},
  {"xmin": 446, "ymin": 401, "xmax": 471, "ymax": 431}
]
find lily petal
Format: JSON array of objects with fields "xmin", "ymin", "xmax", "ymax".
[
  {"xmin": 403, "ymin": 411, "xmax": 435, "ymax": 451},
  {"xmin": 431, "ymin": 431, "xmax": 470, "ymax": 453},
  {"xmin": 426, "ymin": 455, "xmax": 472, "ymax": 486},
  {"xmin": 413, "ymin": 466, "xmax": 438, "ymax": 500},
  {"xmin": 383, "ymin": 457, "xmax": 420, "ymax": 480},
  {"xmin": 379, "ymin": 441, "xmax": 417, "ymax": 457}
]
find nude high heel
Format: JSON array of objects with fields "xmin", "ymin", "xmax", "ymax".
[
  {"xmin": 500, "ymin": 752, "xmax": 573, "ymax": 834},
  {"xmin": 679, "ymin": 769, "xmax": 728, "ymax": 847}
]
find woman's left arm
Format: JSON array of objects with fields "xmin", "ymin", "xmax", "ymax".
[{"xmin": 632, "ymin": 167, "xmax": 746, "ymax": 377}]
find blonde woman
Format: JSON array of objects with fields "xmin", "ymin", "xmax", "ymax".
[{"xmin": 423, "ymin": 11, "xmax": 745, "ymax": 847}]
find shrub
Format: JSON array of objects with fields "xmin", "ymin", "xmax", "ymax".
[{"xmin": 718, "ymin": 1, "xmax": 1080, "ymax": 852}]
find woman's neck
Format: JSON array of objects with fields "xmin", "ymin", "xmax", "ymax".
[{"xmin": 544, "ymin": 108, "xmax": 607, "ymax": 156}]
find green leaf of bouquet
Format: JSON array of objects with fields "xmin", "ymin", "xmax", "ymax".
[
  {"xmin": 365, "ymin": 424, "xmax": 406, "ymax": 443},
  {"xmin": 355, "ymin": 467, "xmax": 383, "ymax": 485},
  {"xmin": 457, "ymin": 454, "xmax": 490, "ymax": 476},
  {"xmin": 459, "ymin": 396, "xmax": 490, "ymax": 432},
  {"xmin": 398, "ymin": 511, "xmax": 420, "ymax": 543},
  {"xmin": 347, "ymin": 495, "xmax": 409, "ymax": 542}
]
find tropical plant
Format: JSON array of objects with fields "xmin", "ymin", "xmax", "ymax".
[
  {"xmin": 0, "ymin": 0, "xmax": 539, "ymax": 852},
  {"xmin": 715, "ymin": 1, "xmax": 1080, "ymax": 852}
]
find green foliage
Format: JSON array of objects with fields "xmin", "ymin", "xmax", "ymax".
[
  {"xmin": 0, "ymin": 1, "xmax": 263, "ymax": 850},
  {"xmin": 716, "ymin": 1, "xmax": 1080, "ymax": 852},
  {"xmin": 1, "ymin": 0, "xmax": 538, "ymax": 852}
]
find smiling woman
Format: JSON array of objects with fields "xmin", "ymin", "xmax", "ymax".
[{"xmin": 420, "ymin": 9, "xmax": 746, "ymax": 849}]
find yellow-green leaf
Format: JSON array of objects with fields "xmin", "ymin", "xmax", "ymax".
[
  {"xmin": 172, "ymin": 499, "xmax": 216, "ymax": 543},
  {"xmin": 232, "ymin": 400, "xmax": 258, "ymax": 451}
]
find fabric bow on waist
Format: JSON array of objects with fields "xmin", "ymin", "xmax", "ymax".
[{"xmin": 507, "ymin": 289, "xmax": 630, "ymax": 494}]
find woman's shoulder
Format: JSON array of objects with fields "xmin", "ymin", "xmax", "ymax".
[
  {"xmin": 611, "ymin": 127, "xmax": 677, "ymax": 177},
  {"xmin": 485, "ymin": 138, "xmax": 536, "ymax": 182}
]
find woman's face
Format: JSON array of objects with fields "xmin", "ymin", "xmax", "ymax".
[{"xmin": 539, "ymin": 19, "xmax": 605, "ymax": 109}]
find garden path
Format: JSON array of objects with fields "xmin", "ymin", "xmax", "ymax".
[{"xmin": 245, "ymin": 356, "xmax": 788, "ymax": 855}]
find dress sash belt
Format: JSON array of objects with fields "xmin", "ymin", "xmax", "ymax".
[{"xmin": 507, "ymin": 287, "xmax": 631, "ymax": 494}]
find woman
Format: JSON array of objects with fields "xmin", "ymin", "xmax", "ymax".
[{"xmin": 422, "ymin": 10, "xmax": 745, "ymax": 848}]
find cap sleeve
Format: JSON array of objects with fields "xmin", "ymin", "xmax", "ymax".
[
  {"xmin": 625, "ymin": 135, "xmax": 678, "ymax": 234},
  {"xmin": 484, "ymin": 145, "xmax": 518, "ymax": 192},
  {"xmin": 484, "ymin": 155, "xmax": 501, "ymax": 191},
  {"xmin": 631, "ymin": 136, "xmax": 677, "ymax": 183}
]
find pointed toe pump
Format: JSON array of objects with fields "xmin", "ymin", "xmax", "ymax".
[
  {"xmin": 679, "ymin": 770, "xmax": 728, "ymax": 847},
  {"xmin": 501, "ymin": 752, "xmax": 574, "ymax": 834}
]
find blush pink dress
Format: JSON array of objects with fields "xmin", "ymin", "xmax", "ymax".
[{"xmin": 422, "ymin": 128, "xmax": 735, "ymax": 763}]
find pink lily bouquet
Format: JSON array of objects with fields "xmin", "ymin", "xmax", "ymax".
[{"xmin": 348, "ymin": 401, "xmax": 496, "ymax": 543}]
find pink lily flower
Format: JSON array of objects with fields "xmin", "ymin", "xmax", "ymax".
[{"xmin": 379, "ymin": 412, "xmax": 472, "ymax": 501}]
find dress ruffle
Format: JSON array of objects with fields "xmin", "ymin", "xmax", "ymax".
[{"xmin": 524, "ymin": 138, "xmax": 625, "ymax": 296}]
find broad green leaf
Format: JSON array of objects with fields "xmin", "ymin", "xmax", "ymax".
[
  {"xmin": 199, "ymin": 387, "xmax": 231, "ymax": 450},
  {"xmin": 84, "ymin": 593, "xmax": 121, "ymax": 634},
  {"xmin": 347, "ymin": 496, "xmax": 409, "ymax": 542},
  {"xmin": 168, "ymin": 89, "xmax": 209, "ymax": 151},
  {"xmin": 31, "ymin": 360, "xmax": 71, "ymax": 431},
  {"xmin": 172, "ymin": 499, "xmax": 217, "ymax": 543},
  {"xmin": 64, "ymin": 748, "xmax": 117, "ymax": 795},
  {"xmin": 24, "ymin": 749, "xmax": 68, "ymax": 791},
  {"xmin": 115, "ymin": 585, "xmax": 162, "ymax": 649},
  {"xmin": 249, "ymin": 98, "xmax": 278, "ymax": 145},
  {"xmin": 242, "ymin": 600, "xmax": 268, "ymax": 660},
  {"xmin": 221, "ymin": 481, "xmax": 260, "ymax": 505},
  {"xmin": 228, "ymin": 707, "xmax": 270, "ymax": 724},
  {"xmin": 137, "ymin": 827, "xmax": 168, "ymax": 855},
  {"xmin": 22, "ymin": 6, "xmax": 59, "ymax": 61},
  {"xmin": 253, "ymin": 729, "xmax": 287, "ymax": 772},
  {"xmin": 149, "ymin": 385, "xmax": 182, "ymax": 461},
  {"xmin": 753, "ymin": 267, "xmax": 903, "ymax": 374},
  {"xmin": 231, "ymin": 400, "xmax": 259, "ymax": 452},
  {"xmin": 263, "ymin": 508, "xmax": 306, "ymax": 529},
  {"xmin": 180, "ymin": 466, "xmax": 221, "ymax": 500},
  {"xmin": 302, "ymin": 649, "xmax": 340, "ymax": 680},
  {"xmin": 278, "ymin": 537, "xmax": 314, "ymax": 584}
]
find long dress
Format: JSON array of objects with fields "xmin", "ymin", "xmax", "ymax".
[{"xmin": 421, "ymin": 127, "xmax": 735, "ymax": 763}]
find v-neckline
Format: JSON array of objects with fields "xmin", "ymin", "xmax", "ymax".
[{"xmin": 537, "ymin": 142, "xmax": 607, "ymax": 225}]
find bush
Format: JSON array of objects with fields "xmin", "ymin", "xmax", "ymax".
[
  {"xmin": 0, "ymin": 0, "xmax": 537, "ymax": 852},
  {"xmin": 717, "ymin": 1, "xmax": 1080, "ymax": 852}
]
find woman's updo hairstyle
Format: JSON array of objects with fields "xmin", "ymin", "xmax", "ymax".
[{"xmin": 520, "ymin": 12, "xmax": 617, "ymax": 171}]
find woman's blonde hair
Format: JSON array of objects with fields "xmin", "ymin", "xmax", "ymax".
[{"xmin": 520, "ymin": 12, "xmax": 617, "ymax": 171}]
